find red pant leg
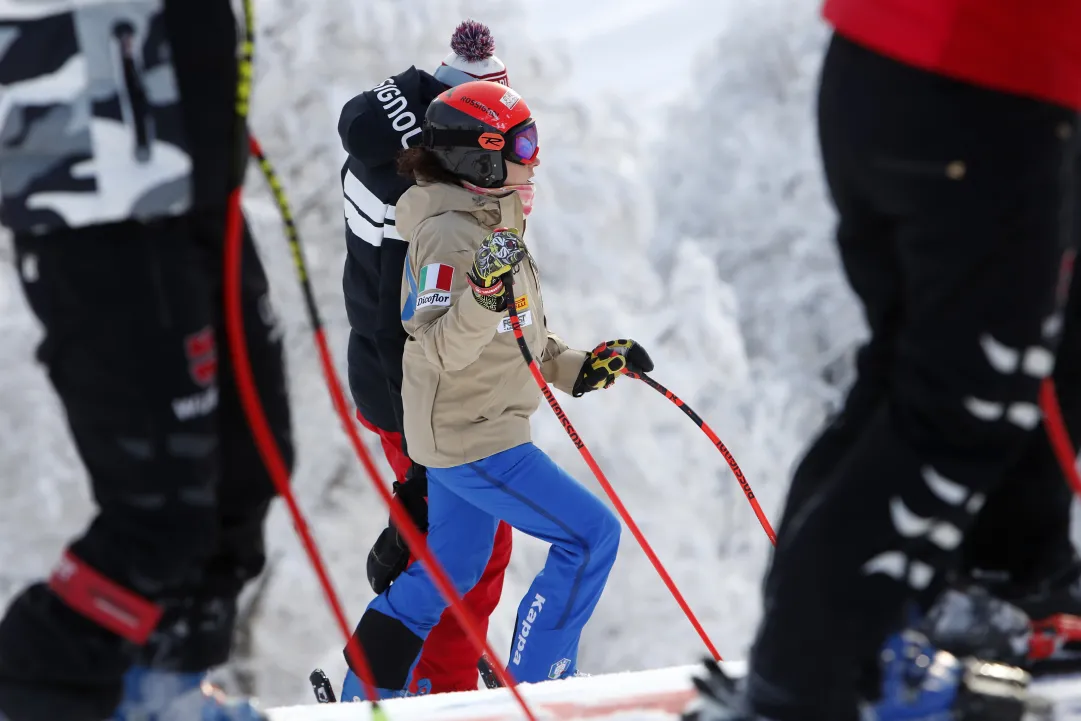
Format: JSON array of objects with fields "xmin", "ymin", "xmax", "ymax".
[
  {"xmin": 356, "ymin": 411, "xmax": 514, "ymax": 694},
  {"xmin": 356, "ymin": 411, "xmax": 411, "ymax": 484},
  {"xmin": 409, "ymin": 522, "xmax": 514, "ymax": 693}
]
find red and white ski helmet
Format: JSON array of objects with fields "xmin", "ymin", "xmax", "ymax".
[{"xmin": 422, "ymin": 80, "xmax": 539, "ymax": 188}]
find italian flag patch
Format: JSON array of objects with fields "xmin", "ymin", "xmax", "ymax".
[
  {"xmin": 419, "ymin": 263, "xmax": 454, "ymax": 292},
  {"xmin": 415, "ymin": 263, "xmax": 455, "ymax": 311}
]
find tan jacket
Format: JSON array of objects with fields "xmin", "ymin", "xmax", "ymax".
[{"xmin": 397, "ymin": 181, "xmax": 586, "ymax": 468}]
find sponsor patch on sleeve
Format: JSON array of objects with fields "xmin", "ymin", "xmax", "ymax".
[
  {"xmin": 416, "ymin": 262, "xmax": 455, "ymax": 310},
  {"xmin": 498, "ymin": 310, "xmax": 533, "ymax": 333},
  {"xmin": 417, "ymin": 290, "xmax": 452, "ymax": 310}
]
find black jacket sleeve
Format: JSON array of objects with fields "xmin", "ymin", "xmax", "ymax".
[{"xmin": 375, "ymin": 236, "xmax": 411, "ymax": 437}]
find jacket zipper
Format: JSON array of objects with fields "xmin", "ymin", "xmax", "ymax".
[
  {"xmin": 526, "ymin": 254, "xmax": 542, "ymax": 296},
  {"xmin": 113, "ymin": 22, "xmax": 152, "ymax": 162}
]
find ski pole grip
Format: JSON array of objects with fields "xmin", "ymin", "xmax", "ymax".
[{"xmin": 503, "ymin": 264, "xmax": 515, "ymax": 299}]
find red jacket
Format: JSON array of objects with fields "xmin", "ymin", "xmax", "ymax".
[{"xmin": 823, "ymin": 0, "xmax": 1081, "ymax": 110}]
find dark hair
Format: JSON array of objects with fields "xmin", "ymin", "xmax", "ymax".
[{"xmin": 397, "ymin": 147, "xmax": 461, "ymax": 185}]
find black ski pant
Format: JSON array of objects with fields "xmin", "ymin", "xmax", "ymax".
[
  {"xmin": 958, "ymin": 149, "xmax": 1081, "ymax": 593},
  {"xmin": 959, "ymin": 269, "xmax": 1081, "ymax": 591},
  {"xmin": 0, "ymin": 207, "xmax": 293, "ymax": 721},
  {"xmin": 790, "ymin": 166, "xmax": 1081, "ymax": 608},
  {"xmin": 746, "ymin": 33, "xmax": 1080, "ymax": 721}
]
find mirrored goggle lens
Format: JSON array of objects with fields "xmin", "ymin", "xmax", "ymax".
[{"xmin": 510, "ymin": 124, "xmax": 539, "ymax": 164}]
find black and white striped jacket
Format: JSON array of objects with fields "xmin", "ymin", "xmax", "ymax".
[{"xmin": 338, "ymin": 66, "xmax": 448, "ymax": 434}]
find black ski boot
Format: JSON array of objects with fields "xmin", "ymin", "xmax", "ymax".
[
  {"xmin": 972, "ymin": 561, "xmax": 1081, "ymax": 673},
  {"xmin": 917, "ymin": 586, "xmax": 1032, "ymax": 668}
]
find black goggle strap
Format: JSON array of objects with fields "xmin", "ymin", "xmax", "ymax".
[{"xmin": 423, "ymin": 127, "xmax": 503, "ymax": 151}]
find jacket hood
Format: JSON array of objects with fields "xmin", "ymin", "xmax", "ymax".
[
  {"xmin": 338, "ymin": 67, "xmax": 448, "ymax": 168},
  {"xmin": 395, "ymin": 181, "xmax": 524, "ymax": 240}
]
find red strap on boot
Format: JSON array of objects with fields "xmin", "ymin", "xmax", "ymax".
[
  {"xmin": 1030, "ymin": 614, "xmax": 1081, "ymax": 661},
  {"xmin": 48, "ymin": 550, "xmax": 163, "ymax": 644}
]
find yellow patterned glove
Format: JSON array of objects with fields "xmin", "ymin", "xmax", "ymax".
[
  {"xmin": 467, "ymin": 227, "xmax": 527, "ymax": 311},
  {"xmin": 572, "ymin": 339, "xmax": 655, "ymax": 397}
]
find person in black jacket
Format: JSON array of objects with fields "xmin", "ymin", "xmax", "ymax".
[
  {"xmin": 0, "ymin": 2, "xmax": 291, "ymax": 721},
  {"xmin": 336, "ymin": 20, "xmax": 515, "ymax": 699}
]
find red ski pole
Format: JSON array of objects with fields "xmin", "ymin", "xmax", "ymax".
[
  {"xmin": 225, "ymin": 0, "xmax": 392, "ymax": 706},
  {"xmin": 224, "ymin": 188, "xmax": 385, "ymax": 706},
  {"xmin": 622, "ymin": 370, "xmax": 777, "ymax": 547},
  {"xmin": 502, "ymin": 270, "xmax": 723, "ymax": 662},
  {"xmin": 1039, "ymin": 377, "xmax": 1081, "ymax": 498}
]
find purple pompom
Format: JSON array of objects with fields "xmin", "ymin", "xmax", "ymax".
[{"xmin": 449, "ymin": 20, "xmax": 496, "ymax": 62}]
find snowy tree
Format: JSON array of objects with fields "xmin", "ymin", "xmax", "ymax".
[{"xmin": 653, "ymin": 0, "xmax": 864, "ymax": 407}]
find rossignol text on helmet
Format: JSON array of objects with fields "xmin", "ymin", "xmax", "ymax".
[{"xmin": 422, "ymin": 80, "xmax": 539, "ymax": 188}]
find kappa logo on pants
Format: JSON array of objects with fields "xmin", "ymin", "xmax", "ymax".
[{"xmin": 512, "ymin": 593, "xmax": 546, "ymax": 665}]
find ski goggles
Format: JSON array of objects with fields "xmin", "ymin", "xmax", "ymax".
[
  {"xmin": 425, "ymin": 119, "xmax": 539, "ymax": 165},
  {"xmin": 504, "ymin": 120, "xmax": 539, "ymax": 166}
]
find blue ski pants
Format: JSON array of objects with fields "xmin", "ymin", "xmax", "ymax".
[{"xmin": 365, "ymin": 442, "xmax": 621, "ymax": 685}]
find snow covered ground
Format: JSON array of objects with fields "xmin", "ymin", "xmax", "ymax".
[
  {"xmin": 271, "ymin": 665, "xmax": 714, "ymax": 721},
  {"xmin": 266, "ymin": 664, "xmax": 1081, "ymax": 721}
]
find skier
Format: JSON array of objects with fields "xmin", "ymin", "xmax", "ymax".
[
  {"xmin": 335, "ymin": 21, "xmax": 516, "ymax": 699},
  {"xmin": 684, "ymin": 0, "xmax": 1081, "ymax": 719},
  {"xmin": 0, "ymin": 2, "xmax": 291, "ymax": 720},
  {"xmin": 345, "ymin": 79, "xmax": 652, "ymax": 695}
]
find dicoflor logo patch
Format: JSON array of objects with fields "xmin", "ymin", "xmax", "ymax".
[{"xmin": 416, "ymin": 262, "xmax": 454, "ymax": 309}]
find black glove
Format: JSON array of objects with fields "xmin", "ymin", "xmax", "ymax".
[
  {"xmin": 681, "ymin": 658, "xmax": 747, "ymax": 721},
  {"xmin": 572, "ymin": 339, "xmax": 654, "ymax": 397},
  {"xmin": 366, "ymin": 463, "xmax": 429, "ymax": 594},
  {"xmin": 466, "ymin": 227, "xmax": 528, "ymax": 312}
]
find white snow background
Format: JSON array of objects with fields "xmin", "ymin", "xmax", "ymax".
[{"xmin": 1, "ymin": 0, "xmax": 1078, "ymax": 710}]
